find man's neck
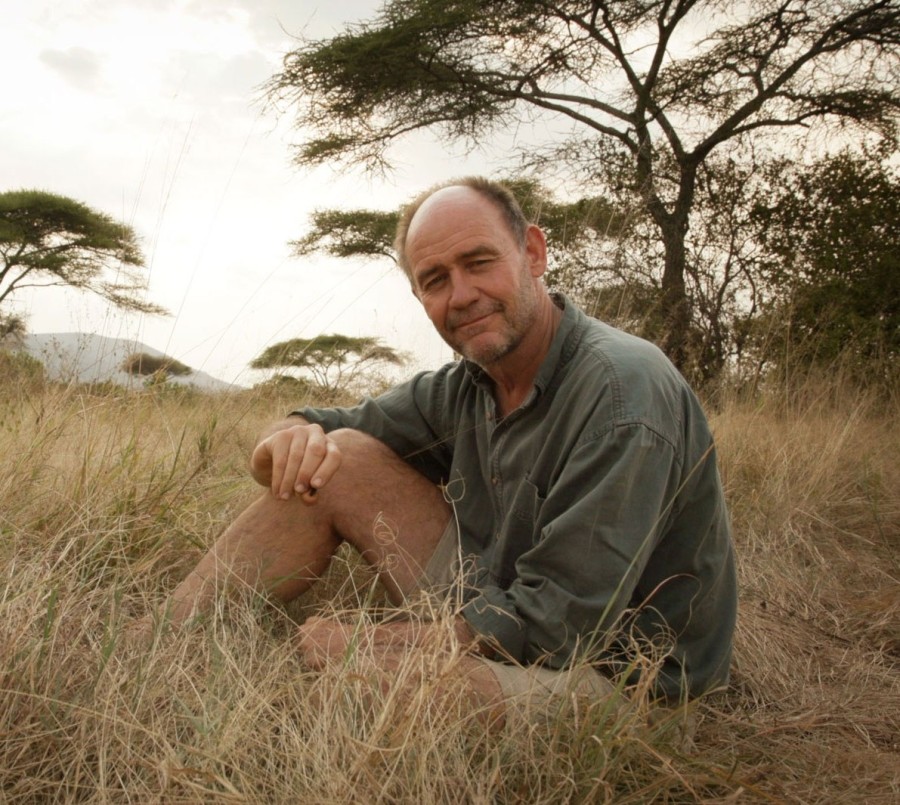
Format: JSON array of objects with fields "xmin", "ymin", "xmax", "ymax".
[{"xmin": 486, "ymin": 294, "xmax": 562, "ymax": 416}]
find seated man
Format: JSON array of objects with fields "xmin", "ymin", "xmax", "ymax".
[{"xmin": 160, "ymin": 177, "xmax": 736, "ymax": 720}]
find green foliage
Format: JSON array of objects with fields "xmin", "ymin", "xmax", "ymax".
[
  {"xmin": 751, "ymin": 152, "xmax": 899, "ymax": 383},
  {"xmin": 122, "ymin": 352, "xmax": 193, "ymax": 378},
  {"xmin": 292, "ymin": 209, "xmax": 400, "ymax": 261},
  {"xmin": 0, "ymin": 312, "xmax": 26, "ymax": 340},
  {"xmin": 251, "ymin": 333, "xmax": 407, "ymax": 394},
  {"xmin": 0, "ymin": 189, "xmax": 167, "ymax": 319},
  {"xmin": 0, "ymin": 348, "xmax": 45, "ymax": 391},
  {"xmin": 267, "ymin": 0, "xmax": 900, "ymax": 372},
  {"xmin": 253, "ymin": 373, "xmax": 320, "ymax": 397}
]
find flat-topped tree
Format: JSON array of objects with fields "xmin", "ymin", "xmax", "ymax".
[
  {"xmin": 122, "ymin": 352, "xmax": 193, "ymax": 378},
  {"xmin": 292, "ymin": 179, "xmax": 625, "ymax": 275},
  {"xmin": 251, "ymin": 334, "xmax": 407, "ymax": 395},
  {"xmin": 0, "ymin": 190, "xmax": 167, "ymax": 319},
  {"xmin": 266, "ymin": 0, "xmax": 900, "ymax": 372}
]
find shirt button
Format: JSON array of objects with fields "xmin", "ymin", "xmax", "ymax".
[{"xmin": 491, "ymin": 476, "xmax": 499, "ymax": 485}]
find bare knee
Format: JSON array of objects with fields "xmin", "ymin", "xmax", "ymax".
[
  {"xmin": 317, "ymin": 428, "xmax": 432, "ymax": 504},
  {"xmin": 309, "ymin": 429, "xmax": 451, "ymax": 599},
  {"xmin": 327, "ymin": 428, "xmax": 400, "ymax": 464}
]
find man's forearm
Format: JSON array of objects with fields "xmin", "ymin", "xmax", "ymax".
[
  {"xmin": 371, "ymin": 616, "xmax": 480, "ymax": 653},
  {"xmin": 296, "ymin": 614, "xmax": 485, "ymax": 668}
]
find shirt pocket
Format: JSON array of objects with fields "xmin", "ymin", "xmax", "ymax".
[{"xmin": 508, "ymin": 477, "xmax": 545, "ymax": 527}]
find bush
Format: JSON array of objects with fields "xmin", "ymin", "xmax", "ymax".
[
  {"xmin": 0, "ymin": 348, "xmax": 46, "ymax": 392},
  {"xmin": 122, "ymin": 351, "xmax": 192, "ymax": 377}
]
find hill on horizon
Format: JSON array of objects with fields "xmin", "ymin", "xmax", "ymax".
[{"xmin": 7, "ymin": 332, "xmax": 239, "ymax": 392}]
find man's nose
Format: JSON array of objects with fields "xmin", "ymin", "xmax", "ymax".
[{"xmin": 448, "ymin": 272, "xmax": 479, "ymax": 308}]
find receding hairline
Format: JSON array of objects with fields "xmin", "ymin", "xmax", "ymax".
[{"xmin": 393, "ymin": 177, "xmax": 529, "ymax": 281}]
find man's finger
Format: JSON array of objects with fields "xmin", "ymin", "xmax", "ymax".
[
  {"xmin": 277, "ymin": 430, "xmax": 310, "ymax": 500},
  {"xmin": 294, "ymin": 429, "xmax": 328, "ymax": 495},
  {"xmin": 267, "ymin": 432, "xmax": 297, "ymax": 498},
  {"xmin": 306, "ymin": 440, "xmax": 342, "ymax": 494}
]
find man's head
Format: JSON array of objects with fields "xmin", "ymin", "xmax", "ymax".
[
  {"xmin": 394, "ymin": 177, "xmax": 529, "ymax": 278},
  {"xmin": 396, "ymin": 177, "xmax": 550, "ymax": 368}
]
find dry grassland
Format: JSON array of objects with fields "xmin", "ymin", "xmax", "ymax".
[{"xmin": 0, "ymin": 361, "xmax": 897, "ymax": 803}]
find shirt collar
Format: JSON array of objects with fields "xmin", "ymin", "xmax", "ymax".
[{"xmin": 532, "ymin": 293, "xmax": 579, "ymax": 396}]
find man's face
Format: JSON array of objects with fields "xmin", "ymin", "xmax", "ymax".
[{"xmin": 405, "ymin": 187, "xmax": 546, "ymax": 367}]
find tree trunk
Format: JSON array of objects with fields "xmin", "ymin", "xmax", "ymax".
[
  {"xmin": 658, "ymin": 218, "xmax": 692, "ymax": 375},
  {"xmin": 634, "ymin": 135, "xmax": 696, "ymax": 376},
  {"xmin": 641, "ymin": 185, "xmax": 692, "ymax": 377}
]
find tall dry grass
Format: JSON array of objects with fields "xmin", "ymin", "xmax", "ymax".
[{"xmin": 0, "ymin": 360, "xmax": 897, "ymax": 802}]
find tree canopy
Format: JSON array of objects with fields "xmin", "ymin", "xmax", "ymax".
[
  {"xmin": 751, "ymin": 150, "xmax": 899, "ymax": 378},
  {"xmin": 0, "ymin": 190, "xmax": 167, "ymax": 321},
  {"xmin": 267, "ymin": 0, "xmax": 900, "ymax": 372},
  {"xmin": 293, "ymin": 176, "xmax": 625, "ymax": 272},
  {"xmin": 250, "ymin": 333, "xmax": 407, "ymax": 394},
  {"xmin": 121, "ymin": 352, "xmax": 193, "ymax": 378}
]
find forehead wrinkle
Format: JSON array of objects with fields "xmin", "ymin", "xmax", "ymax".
[{"xmin": 407, "ymin": 190, "xmax": 516, "ymax": 282}]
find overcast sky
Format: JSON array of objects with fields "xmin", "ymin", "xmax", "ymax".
[{"xmin": 1, "ymin": 0, "xmax": 509, "ymax": 385}]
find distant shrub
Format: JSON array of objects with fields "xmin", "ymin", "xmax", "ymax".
[
  {"xmin": 122, "ymin": 352, "xmax": 192, "ymax": 378},
  {"xmin": 0, "ymin": 349, "xmax": 46, "ymax": 391},
  {"xmin": 253, "ymin": 374, "xmax": 318, "ymax": 395},
  {"xmin": 250, "ymin": 374, "xmax": 356, "ymax": 408},
  {"xmin": 81, "ymin": 379, "xmax": 131, "ymax": 398},
  {"xmin": 0, "ymin": 313, "xmax": 26, "ymax": 340}
]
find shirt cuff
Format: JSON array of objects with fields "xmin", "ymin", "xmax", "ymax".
[{"xmin": 461, "ymin": 588, "xmax": 526, "ymax": 662}]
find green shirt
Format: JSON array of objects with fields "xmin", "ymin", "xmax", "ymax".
[{"xmin": 295, "ymin": 297, "xmax": 736, "ymax": 699}]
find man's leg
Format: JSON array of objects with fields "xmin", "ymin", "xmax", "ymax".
[{"xmin": 162, "ymin": 428, "xmax": 452, "ymax": 626}]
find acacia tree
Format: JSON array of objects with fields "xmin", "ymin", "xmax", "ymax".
[
  {"xmin": 293, "ymin": 177, "xmax": 626, "ymax": 273},
  {"xmin": 266, "ymin": 0, "xmax": 900, "ymax": 371},
  {"xmin": 250, "ymin": 333, "xmax": 407, "ymax": 394},
  {"xmin": 122, "ymin": 352, "xmax": 193, "ymax": 378},
  {"xmin": 0, "ymin": 190, "xmax": 166, "ymax": 323},
  {"xmin": 293, "ymin": 172, "xmax": 762, "ymax": 382}
]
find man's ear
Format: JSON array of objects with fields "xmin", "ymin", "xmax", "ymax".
[{"xmin": 524, "ymin": 224, "xmax": 548, "ymax": 278}]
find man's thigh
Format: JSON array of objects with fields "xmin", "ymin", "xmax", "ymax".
[{"xmin": 324, "ymin": 428, "xmax": 452, "ymax": 601}]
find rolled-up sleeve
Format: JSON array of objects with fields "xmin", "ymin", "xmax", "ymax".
[{"xmin": 292, "ymin": 369, "xmax": 456, "ymax": 483}]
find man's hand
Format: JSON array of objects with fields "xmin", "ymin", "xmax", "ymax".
[
  {"xmin": 250, "ymin": 421, "xmax": 342, "ymax": 501},
  {"xmin": 295, "ymin": 616, "xmax": 357, "ymax": 669},
  {"xmin": 295, "ymin": 615, "xmax": 482, "ymax": 670}
]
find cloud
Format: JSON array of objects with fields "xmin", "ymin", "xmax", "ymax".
[
  {"xmin": 162, "ymin": 49, "xmax": 274, "ymax": 107},
  {"xmin": 183, "ymin": 0, "xmax": 385, "ymax": 47},
  {"xmin": 39, "ymin": 46, "xmax": 104, "ymax": 91}
]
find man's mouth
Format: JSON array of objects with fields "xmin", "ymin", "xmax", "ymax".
[
  {"xmin": 448, "ymin": 306, "xmax": 500, "ymax": 332},
  {"xmin": 453, "ymin": 314, "xmax": 490, "ymax": 331}
]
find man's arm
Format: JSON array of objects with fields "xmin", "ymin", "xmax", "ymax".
[
  {"xmin": 293, "ymin": 367, "xmax": 460, "ymax": 486},
  {"xmin": 296, "ymin": 614, "xmax": 483, "ymax": 670},
  {"xmin": 460, "ymin": 425, "xmax": 686, "ymax": 666}
]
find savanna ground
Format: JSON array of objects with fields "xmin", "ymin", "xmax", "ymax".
[{"xmin": 0, "ymin": 352, "xmax": 897, "ymax": 803}]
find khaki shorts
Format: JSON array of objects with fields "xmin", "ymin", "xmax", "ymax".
[{"xmin": 411, "ymin": 518, "xmax": 617, "ymax": 717}]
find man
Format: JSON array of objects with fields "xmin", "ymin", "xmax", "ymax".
[{"xmin": 160, "ymin": 177, "xmax": 736, "ymax": 720}]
